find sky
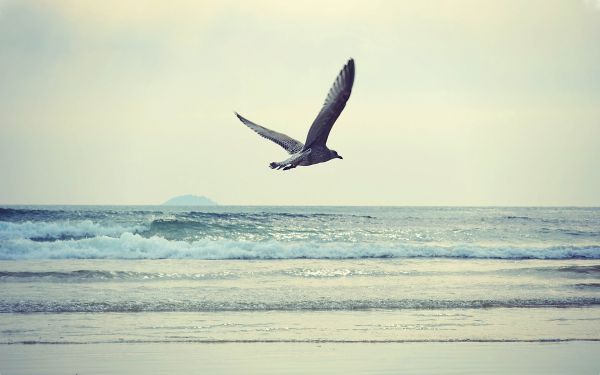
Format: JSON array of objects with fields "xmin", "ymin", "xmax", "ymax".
[{"xmin": 1, "ymin": 0, "xmax": 599, "ymax": 205}]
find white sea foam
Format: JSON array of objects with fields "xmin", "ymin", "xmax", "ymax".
[
  {"xmin": 3, "ymin": 297, "xmax": 599, "ymax": 313},
  {"xmin": 1, "ymin": 232, "xmax": 599, "ymax": 260},
  {"xmin": 0, "ymin": 220, "xmax": 144, "ymax": 241}
]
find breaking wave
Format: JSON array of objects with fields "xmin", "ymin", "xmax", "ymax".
[
  {"xmin": 0, "ymin": 220, "xmax": 145, "ymax": 242},
  {"xmin": 1, "ymin": 232, "xmax": 599, "ymax": 260},
  {"xmin": 2, "ymin": 207, "xmax": 600, "ymax": 260}
]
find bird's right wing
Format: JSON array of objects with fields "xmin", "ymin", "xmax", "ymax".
[{"xmin": 235, "ymin": 112, "xmax": 304, "ymax": 154}]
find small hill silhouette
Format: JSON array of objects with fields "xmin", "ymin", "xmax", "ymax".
[{"xmin": 162, "ymin": 195, "xmax": 217, "ymax": 206}]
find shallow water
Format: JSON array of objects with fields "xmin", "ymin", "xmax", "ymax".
[{"xmin": 1, "ymin": 206, "xmax": 599, "ymax": 344}]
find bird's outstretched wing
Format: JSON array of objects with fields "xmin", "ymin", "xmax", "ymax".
[
  {"xmin": 235, "ymin": 112, "xmax": 304, "ymax": 154},
  {"xmin": 303, "ymin": 59, "xmax": 355, "ymax": 150}
]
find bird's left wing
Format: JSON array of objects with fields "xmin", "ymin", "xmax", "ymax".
[
  {"xmin": 303, "ymin": 59, "xmax": 355, "ymax": 150},
  {"xmin": 235, "ymin": 112, "xmax": 304, "ymax": 154}
]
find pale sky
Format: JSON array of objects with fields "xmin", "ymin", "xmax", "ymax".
[{"xmin": 1, "ymin": 0, "xmax": 599, "ymax": 205}]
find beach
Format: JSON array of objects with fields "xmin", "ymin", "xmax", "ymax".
[
  {"xmin": 2, "ymin": 342, "xmax": 599, "ymax": 374},
  {"xmin": 3, "ymin": 0, "xmax": 600, "ymax": 372},
  {"xmin": 1, "ymin": 206, "xmax": 599, "ymax": 373}
]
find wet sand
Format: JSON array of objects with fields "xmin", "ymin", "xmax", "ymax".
[{"xmin": 2, "ymin": 342, "xmax": 599, "ymax": 375}]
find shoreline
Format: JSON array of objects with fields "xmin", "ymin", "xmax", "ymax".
[
  {"xmin": 3, "ymin": 308, "xmax": 599, "ymax": 344},
  {"xmin": 4, "ymin": 339, "xmax": 600, "ymax": 345}
]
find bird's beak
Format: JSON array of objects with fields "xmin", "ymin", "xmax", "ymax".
[{"xmin": 338, "ymin": 155, "xmax": 343, "ymax": 159}]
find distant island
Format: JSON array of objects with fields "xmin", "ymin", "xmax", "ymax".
[{"xmin": 162, "ymin": 195, "xmax": 218, "ymax": 206}]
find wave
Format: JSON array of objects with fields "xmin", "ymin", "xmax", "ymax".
[
  {"xmin": 6, "ymin": 338, "xmax": 600, "ymax": 345},
  {"xmin": 2, "ymin": 297, "xmax": 599, "ymax": 313},
  {"xmin": 556, "ymin": 265, "xmax": 600, "ymax": 274},
  {"xmin": 0, "ymin": 270, "xmax": 239, "ymax": 282},
  {"xmin": 1, "ymin": 233, "xmax": 600, "ymax": 260},
  {"xmin": 0, "ymin": 212, "xmax": 376, "ymax": 242},
  {"xmin": 574, "ymin": 283, "xmax": 600, "ymax": 289},
  {"xmin": 2, "ymin": 266, "xmax": 598, "ymax": 283},
  {"xmin": 0, "ymin": 220, "xmax": 145, "ymax": 242},
  {"xmin": 504, "ymin": 216, "xmax": 533, "ymax": 220},
  {"xmin": 182, "ymin": 211, "xmax": 374, "ymax": 219},
  {"xmin": 0, "ymin": 208, "xmax": 374, "ymax": 222}
]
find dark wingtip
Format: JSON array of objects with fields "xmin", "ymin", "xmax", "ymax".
[
  {"xmin": 234, "ymin": 112, "xmax": 245, "ymax": 123},
  {"xmin": 345, "ymin": 58, "xmax": 355, "ymax": 81}
]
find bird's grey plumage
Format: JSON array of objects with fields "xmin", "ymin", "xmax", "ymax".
[
  {"xmin": 303, "ymin": 59, "xmax": 355, "ymax": 150},
  {"xmin": 235, "ymin": 113, "xmax": 304, "ymax": 154},
  {"xmin": 235, "ymin": 59, "xmax": 355, "ymax": 171}
]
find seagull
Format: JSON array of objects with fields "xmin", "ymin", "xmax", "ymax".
[{"xmin": 235, "ymin": 59, "xmax": 355, "ymax": 171}]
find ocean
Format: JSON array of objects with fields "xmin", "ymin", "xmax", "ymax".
[{"xmin": 1, "ymin": 206, "xmax": 599, "ymax": 344}]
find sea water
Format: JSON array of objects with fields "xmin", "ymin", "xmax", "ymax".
[{"xmin": 1, "ymin": 206, "xmax": 599, "ymax": 343}]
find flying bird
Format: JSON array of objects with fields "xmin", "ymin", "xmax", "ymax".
[{"xmin": 235, "ymin": 59, "xmax": 355, "ymax": 171}]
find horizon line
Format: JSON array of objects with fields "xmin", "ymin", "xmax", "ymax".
[{"xmin": 1, "ymin": 204, "xmax": 600, "ymax": 208}]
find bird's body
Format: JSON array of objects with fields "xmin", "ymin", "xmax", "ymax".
[
  {"xmin": 269, "ymin": 147, "xmax": 340, "ymax": 170},
  {"xmin": 235, "ymin": 59, "xmax": 355, "ymax": 171}
]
